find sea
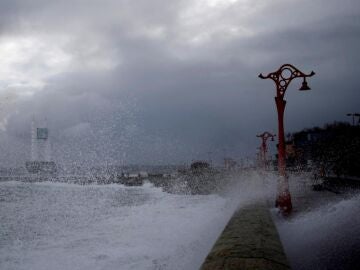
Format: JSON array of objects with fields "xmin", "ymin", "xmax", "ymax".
[{"xmin": 0, "ymin": 180, "xmax": 237, "ymax": 270}]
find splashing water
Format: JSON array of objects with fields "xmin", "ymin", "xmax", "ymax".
[
  {"xmin": 0, "ymin": 179, "xmax": 242, "ymax": 270},
  {"xmin": 274, "ymin": 193, "xmax": 360, "ymax": 270},
  {"xmin": 3, "ymin": 166, "xmax": 358, "ymax": 270}
]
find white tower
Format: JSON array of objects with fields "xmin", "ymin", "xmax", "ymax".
[
  {"xmin": 31, "ymin": 118, "xmax": 51, "ymax": 162},
  {"xmin": 27, "ymin": 118, "xmax": 56, "ymax": 174}
]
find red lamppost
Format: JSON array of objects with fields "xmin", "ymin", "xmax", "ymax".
[
  {"xmin": 256, "ymin": 132, "xmax": 275, "ymax": 169},
  {"xmin": 259, "ymin": 64, "xmax": 315, "ymax": 215}
]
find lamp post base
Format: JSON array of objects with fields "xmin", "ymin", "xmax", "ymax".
[{"xmin": 275, "ymin": 191, "xmax": 292, "ymax": 216}]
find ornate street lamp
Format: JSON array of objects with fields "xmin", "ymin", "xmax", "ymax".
[
  {"xmin": 259, "ymin": 64, "xmax": 315, "ymax": 215},
  {"xmin": 256, "ymin": 132, "xmax": 275, "ymax": 169}
]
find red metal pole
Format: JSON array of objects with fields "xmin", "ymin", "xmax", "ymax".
[
  {"xmin": 275, "ymin": 97, "xmax": 292, "ymax": 214},
  {"xmin": 261, "ymin": 140, "xmax": 266, "ymax": 169},
  {"xmin": 257, "ymin": 132, "xmax": 275, "ymax": 170}
]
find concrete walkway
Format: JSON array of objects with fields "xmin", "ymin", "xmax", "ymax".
[{"xmin": 200, "ymin": 203, "xmax": 290, "ymax": 270}]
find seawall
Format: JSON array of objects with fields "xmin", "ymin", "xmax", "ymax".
[{"xmin": 200, "ymin": 203, "xmax": 290, "ymax": 270}]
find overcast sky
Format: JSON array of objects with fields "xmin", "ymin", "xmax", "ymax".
[{"xmin": 0, "ymin": 0, "xmax": 359, "ymax": 166}]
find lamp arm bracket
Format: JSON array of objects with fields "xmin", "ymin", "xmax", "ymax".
[{"xmin": 259, "ymin": 64, "xmax": 315, "ymax": 97}]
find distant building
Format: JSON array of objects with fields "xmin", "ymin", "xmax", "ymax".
[
  {"xmin": 190, "ymin": 161, "xmax": 210, "ymax": 171},
  {"xmin": 224, "ymin": 158, "xmax": 237, "ymax": 170}
]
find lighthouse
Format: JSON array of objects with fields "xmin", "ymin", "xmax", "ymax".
[{"xmin": 26, "ymin": 119, "xmax": 56, "ymax": 174}]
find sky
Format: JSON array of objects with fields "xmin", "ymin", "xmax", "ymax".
[{"xmin": 0, "ymin": 0, "xmax": 359, "ymax": 167}]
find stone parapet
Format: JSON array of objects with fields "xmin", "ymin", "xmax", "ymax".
[{"xmin": 200, "ymin": 203, "xmax": 290, "ymax": 270}]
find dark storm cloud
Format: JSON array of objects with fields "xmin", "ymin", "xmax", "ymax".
[{"xmin": 0, "ymin": 0, "xmax": 359, "ymax": 166}]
